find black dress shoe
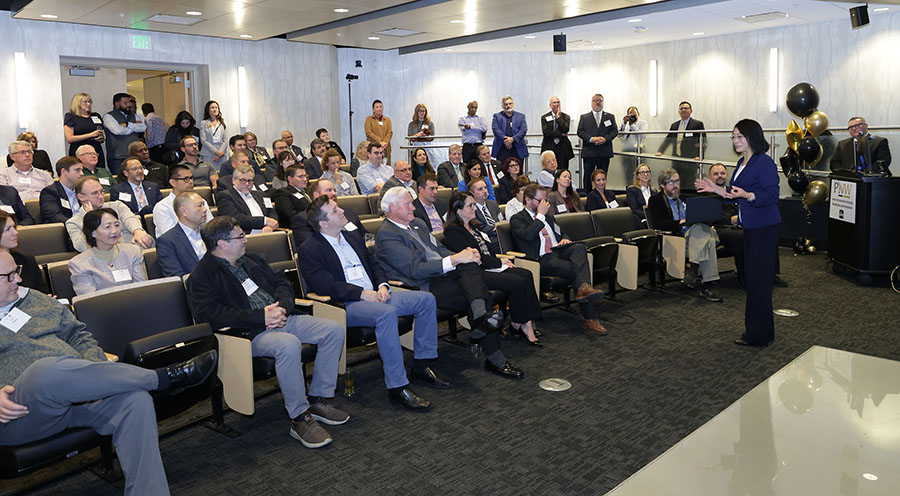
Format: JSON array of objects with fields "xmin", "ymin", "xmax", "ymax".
[
  {"xmin": 484, "ymin": 360, "xmax": 524, "ymax": 379},
  {"xmin": 409, "ymin": 367, "xmax": 452, "ymax": 389},
  {"xmin": 773, "ymin": 276, "xmax": 789, "ymax": 288},
  {"xmin": 161, "ymin": 350, "xmax": 218, "ymax": 395},
  {"xmin": 540, "ymin": 292, "xmax": 559, "ymax": 303},
  {"xmin": 388, "ymin": 387, "xmax": 431, "ymax": 410},
  {"xmin": 734, "ymin": 338, "xmax": 767, "ymax": 347},
  {"xmin": 478, "ymin": 310, "xmax": 505, "ymax": 334}
]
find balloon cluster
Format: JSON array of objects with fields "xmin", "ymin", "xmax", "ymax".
[{"xmin": 782, "ymin": 83, "xmax": 829, "ymax": 194}]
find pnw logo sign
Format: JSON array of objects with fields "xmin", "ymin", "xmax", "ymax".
[{"xmin": 829, "ymin": 180, "xmax": 856, "ymax": 224}]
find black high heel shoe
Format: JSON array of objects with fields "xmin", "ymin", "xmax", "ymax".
[{"xmin": 510, "ymin": 325, "xmax": 544, "ymax": 348}]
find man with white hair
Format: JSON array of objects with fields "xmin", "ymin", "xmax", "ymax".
[
  {"xmin": 66, "ymin": 176, "xmax": 155, "ymax": 252},
  {"xmin": 1, "ymin": 141, "xmax": 53, "ymax": 201},
  {"xmin": 376, "ymin": 187, "xmax": 523, "ymax": 379},
  {"xmin": 536, "ymin": 151, "xmax": 558, "ymax": 188},
  {"xmin": 76, "ymin": 144, "xmax": 117, "ymax": 193}
]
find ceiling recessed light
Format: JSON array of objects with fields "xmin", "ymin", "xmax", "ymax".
[
  {"xmin": 40, "ymin": 14, "xmax": 58, "ymax": 19},
  {"xmin": 368, "ymin": 36, "xmax": 380, "ymax": 40},
  {"xmin": 634, "ymin": 26, "xmax": 646, "ymax": 33},
  {"xmin": 873, "ymin": 7, "xmax": 889, "ymax": 12},
  {"xmin": 333, "ymin": 8, "xmax": 349, "ymax": 13},
  {"xmin": 627, "ymin": 18, "xmax": 642, "ymax": 23},
  {"xmin": 450, "ymin": 19, "xmax": 464, "ymax": 24},
  {"xmin": 862, "ymin": 473, "xmax": 878, "ymax": 481},
  {"xmin": 692, "ymin": 32, "xmax": 704, "ymax": 36},
  {"xmin": 444, "ymin": 48, "xmax": 454, "ymax": 52},
  {"xmin": 185, "ymin": 11, "xmax": 202, "ymax": 16},
  {"xmin": 239, "ymin": 34, "xmax": 253, "ymax": 38},
  {"xmin": 524, "ymin": 35, "xmax": 536, "ymax": 39}
]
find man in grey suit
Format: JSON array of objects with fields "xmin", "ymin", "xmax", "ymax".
[
  {"xmin": 830, "ymin": 116, "xmax": 892, "ymax": 173},
  {"xmin": 469, "ymin": 178, "xmax": 502, "ymax": 253},
  {"xmin": 375, "ymin": 187, "xmax": 523, "ymax": 379},
  {"xmin": 376, "ymin": 160, "xmax": 417, "ymax": 213},
  {"xmin": 576, "ymin": 94, "xmax": 618, "ymax": 191},
  {"xmin": 436, "ymin": 144, "xmax": 466, "ymax": 188},
  {"xmin": 156, "ymin": 192, "xmax": 209, "ymax": 277},
  {"xmin": 541, "ymin": 96, "xmax": 574, "ymax": 171}
]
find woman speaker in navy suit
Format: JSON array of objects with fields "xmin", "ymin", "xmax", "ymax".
[{"xmin": 697, "ymin": 119, "xmax": 781, "ymax": 347}]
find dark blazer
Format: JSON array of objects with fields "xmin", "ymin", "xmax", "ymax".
[
  {"xmin": 657, "ymin": 118, "xmax": 706, "ymax": 157},
  {"xmin": 436, "ymin": 161, "xmax": 465, "ymax": 188},
  {"xmin": 298, "ymin": 231, "xmax": 386, "ymax": 303},
  {"xmin": 220, "ymin": 159, "xmax": 264, "ymax": 179},
  {"xmin": 541, "ymin": 111, "xmax": 574, "ymax": 163},
  {"xmin": 39, "ymin": 182, "xmax": 77, "ymax": 224},
  {"xmin": 215, "ymin": 173, "xmax": 268, "ymax": 193},
  {"xmin": 109, "ymin": 181, "xmax": 163, "ymax": 215},
  {"xmin": 509, "ymin": 209, "xmax": 566, "ymax": 260},
  {"xmin": 186, "ymin": 253, "xmax": 295, "ymax": 340},
  {"xmin": 625, "ymin": 185, "xmax": 652, "ymax": 222},
  {"xmin": 156, "ymin": 224, "xmax": 201, "ymax": 277},
  {"xmin": 585, "ymin": 189, "xmax": 617, "ymax": 211},
  {"xmin": 116, "ymin": 160, "xmax": 168, "ymax": 190},
  {"xmin": 473, "ymin": 200, "xmax": 502, "ymax": 253},
  {"xmin": 491, "ymin": 111, "xmax": 528, "ymax": 158},
  {"xmin": 647, "ymin": 191, "xmax": 686, "ymax": 233},
  {"xmin": 413, "ymin": 198, "xmax": 447, "ymax": 231},
  {"xmin": 577, "ymin": 111, "xmax": 618, "ymax": 158},
  {"xmin": 0, "ymin": 185, "xmax": 34, "ymax": 225},
  {"xmin": 13, "ymin": 250, "xmax": 47, "ymax": 293},
  {"xmin": 291, "ymin": 208, "xmax": 366, "ymax": 249},
  {"xmin": 376, "ymin": 176, "xmax": 417, "ymax": 213},
  {"xmin": 375, "ymin": 218, "xmax": 452, "ymax": 289},
  {"xmin": 290, "ymin": 144, "xmax": 307, "ymax": 161},
  {"xmin": 215, "ymin": 187, "xmax": 273, "ymax": 233},
  {"xmin": 830, "ymin": 135, "xmax": 892, "ymax": 172},
  {"xmin": 304, "ymin": 156, "xmax": 324, "ymax": 180},
  {"xmin": 442, "ymin": 223, "xmax": 502, "ymax": 269},
  {"xmin": 272, "ymin": 186, "xmax": 311, "ymax": 228},
  {"xmin": 730, "ymin": 153, "xmax": 781, "ymax": 229},
  {"xmin": 496, "ymin": 174, "xmax": 516, "ymax": 205}
]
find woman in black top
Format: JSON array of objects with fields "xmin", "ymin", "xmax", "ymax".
[
  {"xmin": 410, "ymin": 147, "xmax": 435, "ymax": 180},
  {"xmin": 585, "ymin": 169, "xmax": 619, "ymax": 211},
  {"xmin": 496, "ymin": 157, "xmax": 522, "ymax": 205},
  {"xmin": 63, "ymin": 92, "xmax": 106, "ymax": 166},
  {"xmin": 0, "ymin": 211, "xmax": 48, "ymax": 293},
  {"xmin": 164, "ymin": 110, "xmax": 202, "ymax": 155},
  {"xmin": 443, "ymin": 192, "xmax": 543, "ymax": 346},
  {"xmin": 7, "ymin": 132, "xmax": 52, "ymax": 172}
]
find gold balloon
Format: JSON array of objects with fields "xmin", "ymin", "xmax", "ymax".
[
  {"xmin": 805, "ymin": 111, "xmax": 829, "ymax": 137},
  {"xmin": 803, "ymin": 180, "xmax": 829, "ymax": 206},
  {"xmin": 786, "ymin": 120, "xmax": 803, "ymax": 152}
]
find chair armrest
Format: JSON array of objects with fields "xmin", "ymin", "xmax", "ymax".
[
  {"xmin": 505, "ymin": 251, "xmax": 526, "ymax": 258},
  {"xmin": 389, "ymin": 280, "xmax": 419, "ymax": 290},
  {"xmin": 305, "ymin": 293, "xmax": 331, "ymax": 303},
  {"xmin": 614, "ymin": 237, "xmax": 623, "ymax": 243},
  {"xmin": 497, "ymin": 253, "xmax": 515, "ymax": 260},
  {"xmin": 295, "ymin": 298, "xmax": 314, "ymax": 307}
]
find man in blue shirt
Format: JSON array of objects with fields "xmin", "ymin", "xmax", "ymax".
[{"xmin": 458, "ymin": 101, "xmax": 488, "ymax": 164}]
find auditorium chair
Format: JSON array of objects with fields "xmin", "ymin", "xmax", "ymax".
[
  {"xmin": 16, "ymin": 223, "xmax": 77, "ymax": 265},
  {"xmin": 336, "ymin": 194, "xmax": 376, "ymax": 220},
  {"xmin": 360, "ymin": 217, "xmax": 384, "ymax": 235},
  {"xmin": 46, "ymin": 260, "xmax": 75, "ymax": 302},
  {"xmin": 0, "ymin": 429, "xmax": 114, "ymax": 482},
  {"xmin": 194, "ymin": 186, "xmax": 214, "ymax": 206},
  {"xmin": 590, "ymin": 208, "xmax": 650, "ymax": 291},
  {"xmin": 143, "ymin": 248, "xmax": 163, "ymax": 279},
  {"xmin": 24, "ymin": 199, "xmax": 41, "ymax": 223},
  {"xmin": 143, "ymin": 213, "xmax": 156, "ymax": 238},
  {"xmin": 434, "ymin": 187, "xmax": 454, "ymax": 211},
  {"xmin": 553, "ymin": 212, "xmax": 620, "ymax": 299},
  {"xmin": 367, "ymin": 194, "xmax": 382, "ymax": 217},
  {"xmin": 245, "ymin": 231, "xmax": 295, "ymax": 272},
  {"xmin": 642, "ymin": 205, "xmax": 686, "ymax": 283},
  {"xmin": 494, "ymin": 220, "xmax": 572, "ymax": 309}
]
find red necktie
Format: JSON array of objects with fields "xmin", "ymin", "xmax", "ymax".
[{"xmin": 540, "ymin": 227, "xmax": 552, "ymax": 254}]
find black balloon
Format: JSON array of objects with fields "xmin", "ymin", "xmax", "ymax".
[
  {"xmin": 797, "ymin": 137, "xmax": 821, "ymax": 163},
  {"xmin": 780, "ymin": 149, "xmax": 801, "ymax": 177},
  {"xmin": 788, "ymin": 170, "xmax": 809, "ymax": 194},
  {"xmin": 786, "ymin": 82, "xmax": 820, "ymax": 118}
]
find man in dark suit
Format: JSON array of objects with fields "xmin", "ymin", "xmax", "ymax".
[
  {"xmin": 291, "ymin": 179, "xmax": 367, "ymax": 249},
  {"xmin": 110, "ymin": 158, "xmax": 163, "ymax": 215},
  {"xmin": 304, "ymin": 139, "xmax": 326, "ymax": 180},
  {"xmin": 375, "ymin": 186, "xmax": 522, "ymax": 379},
  {"xmin": 216, "ymin": 150, "xmax": 269, "ymax": 194},
  {"xmin": 413, "ymin": 175, "xmax": 447, "ymax": 232},
  {"xmin": 473, "ymin": 145, "xmax": 503, "ymax": 188},
  {"xmin": 0, "ymin": 185, "xmax": 34, "ymax": 225},
  {"xmin": 510, "ymin": 184, "xmax": 606, "ymax": 334},
  {"xmin": 469, "ymin": 178, "xmax": 502, "ymax": 253},
  {"xmin": 655, "ymin": 101, "xmax": 706, "ymax": 159},
  {"xmin": 39, "ymin": 156, "xmax": 84, "ymax": 224},
  {"xmin": 576, "ymin": 94, "xmax": 618, "ymax": 191},
  {"xmin": 436, "ymin": 144, "xmax": 466, "ymax": 188},
  {"xmin": 186, "ymin": 216, "xmax": 346, "ymax": 448},
  {"xmin": 156, "ymin": 192, "xmax": 208, "ymax": 277},
  {"xmin": 646, "ymin": 168, "xmax": 722, "ymax": 302},
  {"xmin": 541, "ymin": 96, "xmax": 574, "ymax": 171},
  {"xmin": 219, "ymin": 144, "xmax": 266, "ymax": 183},
  {"xmin": 272, "ymin": 165, "xmax": 311, "ymax": 228},
  {"xmin": 376, "ymin": 161, "xmax": 417, "ymax": 214},
  {"xmin": 282, "ymin": 130, "xmax": 308, "ymax": 163},
  {"xmin": 300, "ymin": 196, "xmax": 450, "ymax": 410},
  {"xmin": 263, "ymin": 139, "xmax": 290, "ymax": 183},
  {"xmin": 830, "ymin": 116, "xmax": 892, "ymax": 174},
  {"xmin": 490, "ymin": 96, "xmax": 528, "ymax": 166},
  {"xmin": 124, "ymin": 141, "xmax": 169, "ymax": 191},
  {"xmin": 215, "ymin": 164, "xmax": 278, "ymax": 234}
]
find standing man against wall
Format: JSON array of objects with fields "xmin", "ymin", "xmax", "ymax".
[
  {"xmin": 491, "ymin": 96, "xmax": 528, "ymax": 168},
  {"xmin": 576, "ymin": 94, "xmax": 617, "ymax": 191},
  {"xmin": 459, "ymin": 101, "xmax": 488, "ymax": 164},
  {"xmin": 541, "ymin": 96, "xmax": 574, "ymax": 171},
  {"xmin": 103, "ymin": 93, "xmax": 145, "ymax": 175}
]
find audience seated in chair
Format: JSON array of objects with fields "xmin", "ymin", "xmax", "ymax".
[
  {"xmin": 2, "ymin": 141, "xmax": 53, "ymax": 201},
  {"xmin": 176, "ymin": 136, "xmax": 218, "ymax": 189},
  {"xmin": 300, "ymin": 195, "xmax": 448, "ymax": 410},
  {"xmin": 413, "ymin": 175, "xmax": 446, "ymax": 233},
  {"xmin": 271, "ymin": 165, "xmax": 311, "ymax": 228},
  {"xmin": 0, "ymin": 211, "xmax": 47, "ymax": 292},
  {"xmin": 321, "ymin": 148, "xmax": 357, "ymax": 197},
  {"xmin": 124, "ymin": 141, "xmax": 169, "ymax": 191},
  {"xmin": 68, "ymin": 208, "xmax": 148, "ymax": 295},
  {"xmin": 376, "ymin": 160, "xmax": 417, "ymax": 213},
  {"xmin": 40, "ymin": 156, "xmax": 85, "ymax": 224},
  {"xmin": 110, "ymin": 157, "xmax": 163, "ymax": 215},
  {"xmin": 0, "ymin": 250, "xmax": 217, "ymax": 496},
  {"xmin": 156, "ymin": 192, "xmax": 209, "ymax": 277},
  {"xmin": 76, "ymin": 144, "xmax": 116, "ymax": 193},
  {"xmin": 152, "ymin": 165, "xmax": 213, "ymax": 238},
  {"xmin": 356, "ymin": 143, "xmax": 392, "ymax": 195},
  {"xmin": 291, "ymin": 179, "xmax": 367, "ymax": 248},
  {"xmin": 66, "ymin": 176, "xmax": 154, "ymax": 253},
  {"xmin": 304, "ymin": 138, "xmax": 327, "ymax": 180},
  {"xmin": 185, "ymin": 216, "xmax": 347, "ymax": 449},
  {"xmin": 0, "ymin": 185, "xmax": 34, "ymax": 226},
  {"xmin": 215, "ymin": 163, "xmax": 278, "ymax": 235}
]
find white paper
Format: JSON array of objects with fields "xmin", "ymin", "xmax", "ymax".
[
  {"xmin": 608, "ymin": 200, "xmax": 619, "ymax": 208},
  {"xmin": 603, "ymin": 120, "xmax": 612, "ymax": 127},
  {"xmin": 0, "ymin": 206, "xmax": 13, "ymax": 214},
  {"xmin": 17, "ymin": 177, "xmax": 31, "ymax": 185},
  {"xmin": 545, "ymin": 115, "xmax": 553, "ymax": 122},
  {"xmin": 99, "ymin": 178, "xmax": 110, "ymax": 185},
  {"xmin": 263, "ymin": 198, "xmax": 273, "ymax": 209},
  {"xmin": 293, "ymin": 192, "xmax": 304, "ymax": 200},
  {"xmin": 345, "ymin": 265, "xmax": 364, "ymax": 281},
  {"xmin": 556, "ymin": 204, "xmax": 567, "ymax": 213},
  {"xmin": 0, "ymin": 307, "xmax": 31, "ymax": 333},
  {"xmin": 258, "ymin": 184, "xmax": 269, "ymax": 191},
  {"xmin": 344, "ymin": 222, "xmax": 358, "ymax": 232},
  {"xmin": 111, "ymin": 269, "xmax": 132, "ymax": 283},
  {"xmin": 61, "ymin": 199, "xmax": 71, "ymax": 209},
  {"xmin": 685, "ymin": 133, "xmax": 694, "ymax": 137},
  {"xmin": 241, "ymin": 278, "xmax": 259, "ymax": 296},
  {"xmin": 118, "ymin": 192, "xmax": 132, "ymax": 202},
  {"xmin": 90, "ymin": 116, "xmax": 103, "ymax": 124}
]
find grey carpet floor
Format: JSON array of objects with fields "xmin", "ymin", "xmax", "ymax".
[{"xmin": 9, "ymin": 249, "xmax": 900, "ymax": 495}]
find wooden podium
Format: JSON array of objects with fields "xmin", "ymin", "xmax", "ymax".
[{"xmin": 827, "ymin": 173, "xmax": 900, "ymax": 283}]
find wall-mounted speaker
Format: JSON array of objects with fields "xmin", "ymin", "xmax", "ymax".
[
  {"xmin": 850, "ymin": 5, "xmax": 869, "ymax": 29},
  {"xmin": 553, "ymin": 34, "xmax": 566, "ymax": 53}
]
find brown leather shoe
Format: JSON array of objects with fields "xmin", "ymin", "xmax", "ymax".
[
  {"xmin": 575, "ymin": 284, "xmax": 605, "ymax": 303},
  {"xmin": 582, "ymin": 319, "xmax": 608, "ymax": 335}
]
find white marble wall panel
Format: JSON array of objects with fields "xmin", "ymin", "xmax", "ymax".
[
  {"xmin": 337, "ymin": 11, "xmax": 900, "ymax": 164},
  {"xmin": 1, "ymin": 15, "xmax": 339, "ymax": 164}
]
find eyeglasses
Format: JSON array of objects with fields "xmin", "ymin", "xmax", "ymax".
[
  {"xmin": 223, "ymin": 233, "xmax": 246, "ymax": 242},
  {"xmin": 666, "ymin": 180, "xmax": 681, "ymax": 185},
  {"xmin": 462, "ymin": 203, "xmax": 477, "ymax": 210},
  {"xmin": 678, "ymin": 107, "xmax": 691, "ymax": 111},
  {"xmin": 0, "ymin": 265, "xmax": 23, "ymax": 282},
  {"xmin": 638, "ymin": 170, "xmax": 651, "ymax": 175},
  {"xmin": 849, "ymin": 123, "xmax": 866, "ymax": 130},
  {"xmin": 183, "ymin": 143, "xmax": 199, "ymax": 148},
  {"xmin": 79, "ymin": 152, "xmax": 99, "ymax": 157},
  {"xmin": 172, "ymin": 176, "xmax": 195, "ymax": 182},
  {"xmin": 12, "ymin": 150, "xmax": 33, "ymax": 155},
  {"xmin": 235, "ymin": 178, "xmax": 254, "ymax": 184}
]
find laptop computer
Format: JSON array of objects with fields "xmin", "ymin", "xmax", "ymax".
[{"xmin": 684, "ymin": 196, "xmax": 723, "ymax": 225}]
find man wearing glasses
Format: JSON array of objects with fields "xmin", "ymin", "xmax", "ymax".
[
  {"xmin": 830, "ymin": 116, "xmax": 892, "ymax": 174},
  {"xmin": 1, "ymin": 141, "xmax": 53, "ymax": 201},
  {"xmin": 110, "ymin": 158, "xmax": 163, "ymax": 215},
  {"xmin": 655, "ymin": 101, "xmax": 706, "ymax": 160},
  {"xmin": 215, "ymin": 161, "xmax": 278, "ymax": 234},
  {"xmin": 186, "ymin": 216, "xmax": 346, "ymax": 448},
  {"xmin": 125, "ymin": 141, "xmax": 169, "ymax": 191},
  {"xmin": 75, "ymin": 144, "xmax": 117, "ymax": 193},
  {"xmin": 66, "ymin": 176, "xmax": 154, "ymax": 252},
  {"xmin": 152, "ymin": 165, "xmax": 214, "ymax": 238},
  {"xmin": 646, "ymin": 168, "xmax": 722, "ymax": 302},
  {"xmin": 177, "ymin": 136, "xmax": 218, "ymax": 189}
]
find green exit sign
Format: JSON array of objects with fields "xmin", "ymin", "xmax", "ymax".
[{"xmin": 131, "ymin": 34, "xmax": 151, "ymax": 50}]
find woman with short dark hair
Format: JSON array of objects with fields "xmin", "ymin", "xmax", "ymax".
[
  {"xmin": 0, "ymin": 211, "xmax": 47, "ymax": 293},
  {"xmin": 68, "ymin": 208, "xmax": 147, "ymax": 295}
]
